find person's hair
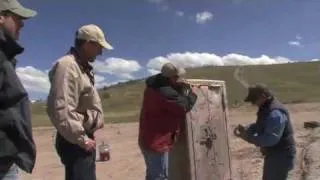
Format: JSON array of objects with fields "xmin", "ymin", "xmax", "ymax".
[
  {"xmin": 73, "ymin": 30, "xmax": 87, "ymax": 48},
  {"xmin": 0, "ymin": 10, "xmax": 11, "ymax": 17},
  {"xmin": 74, "ymin": 38, "xmax": 86, "ymax": 48}
]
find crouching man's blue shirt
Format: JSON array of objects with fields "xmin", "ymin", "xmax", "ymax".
[{"xmin": 246, "ymin": 109, "xmax": 287, "ymax": 147}]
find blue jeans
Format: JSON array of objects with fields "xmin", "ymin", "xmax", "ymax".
[
  {"xmin": 0, "ymin": 164, "xmax": 19, "ymax": 180},
  {"xmin": 141, "ymin": 148, "xmax": 169, "ymax": 180}
]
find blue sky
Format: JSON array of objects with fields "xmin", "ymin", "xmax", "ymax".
[{"xmin": 15, "ymin": 0, "xmax": 320, "ymax": 100}]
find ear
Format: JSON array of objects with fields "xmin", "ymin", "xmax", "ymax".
[
  {"xmin": 262, "ymin": 93, "xmax": 268, "ymax": 98},
  {"xmin": 260, "ymin": 94, "xmax": 269, "ymax": 101},
  {"xmin": 0, "ymin": 15, "xmax": 6, "ymax": 24}
]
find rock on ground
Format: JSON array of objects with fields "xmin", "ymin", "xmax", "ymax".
[{"xmin": 302, "ymin": 129, "xmax": 320, "ymax": 180}]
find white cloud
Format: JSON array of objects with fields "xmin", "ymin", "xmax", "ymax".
[
  {"xmin": 95, "ymin": 80, "xmax": 124, "ymax": 89},
  {"xmin": 296, "ymin": 35, "xmax": 302, "ymax": 40},
  {"xmin": 95, "ymin": 74, "xmax": 105, "ymax": 83},
  {"xmin": 288, "ymin": 41, "xmax": 302, "ymax": 47},
  {"xmin": 94, "ymin": 58, "xmax": 142, "ymax": 79},
  {"xmin": 147, "ymin": 0, "xmax": 168, "ymax": 11},
  {"xmin": 195, "ymin": 11, "xmax": 213, "ymax": 24},
  {"xmin": 94, "ymin": 75, "xmax": 125, "ymax": 89},
  {"xmin": 146, "ymin": 56, "xmax": 170, "ymax": 71},
  {"xmin": 233, "ymin": 0, "xmax": 245, "ymax": 4},
  {"xmin": 288, "ymin": 35, "xmax": 303, "ymax": 47},
  {"xmin": 15, "ymin": 63, "xmax": 141, "ymax": 95},
  {"xmin": 147, "ymin": 0, "xmax": 164, "ymax": 4},
  {"xmin": 147, "ymin": 52, "xmax": 293, "ymax": 74},
  {"xmin": 160, "ymin": 5, "xmax": 169, "ymax": 11},
  {"xmin": 148, "ymin": 69, "xmax": 161, "ymax": 75},
  {"xmin": 176, "ymin": 11, "xmax": 184, "ymax": 17},
  {"xmin": 18, "ymin": 51, "xmax": 318, "ymax": 98},
  {"xmin": 16, "ymin": 66, "xmax": 50, "ymax": 93},
  {"xmin": 222, "ymin": 54, "xmax": 291, "ymax": 65},
  {"xmin": 274, "ymin": 56, "xmax": 292, "ymax": 63},
  {"xmin": 95, "ymin": 81, "xmax": 111, "ymax": 88}
]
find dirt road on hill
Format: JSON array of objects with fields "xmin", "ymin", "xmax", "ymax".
[{"xmin": 20, "ymin": 103, "xmax": 320, "ymax": 180}]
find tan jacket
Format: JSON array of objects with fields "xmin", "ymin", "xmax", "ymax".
[{"xmin": 47, "ymin": 50, "xmax": 104, "ymax": 148}]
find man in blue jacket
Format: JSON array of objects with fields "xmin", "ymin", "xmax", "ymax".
[{"xmin": 234, "ymin": 83, "xmax": 296, "ymax": 180}]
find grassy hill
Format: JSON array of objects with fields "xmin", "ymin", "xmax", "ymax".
[{"xmin": 31, "ymin": 61, "xmax": 320, "ymax": 127}]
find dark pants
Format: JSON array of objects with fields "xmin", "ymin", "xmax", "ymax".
[
  {"xmin": 55, "ymin": 133, "xmax": 96, "ymax": 180},
  {"xmin": 263, "ymin": 152, "xmax": 295, "ymax": 180}
]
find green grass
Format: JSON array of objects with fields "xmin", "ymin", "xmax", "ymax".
[{"xmin": 31, "ymin": 61, "xmax": 320, "ymax": 127}]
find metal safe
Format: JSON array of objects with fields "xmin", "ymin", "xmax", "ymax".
[{"xmin": 168, "ymin": 79, "xmax": 233, "ymax": 180}]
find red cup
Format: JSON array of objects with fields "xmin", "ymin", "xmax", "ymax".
[
  {"xmin": 99, "ymin": 151, "xmax": 110, "ymax": 161},
  {"xmin": 98, "ymin": 142, "xmax": 110, "ymax": 162}
]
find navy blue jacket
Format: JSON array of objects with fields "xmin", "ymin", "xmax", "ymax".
[{"xmin": 245, "ymin": 98, "xmax": 296, "ymax": 156}]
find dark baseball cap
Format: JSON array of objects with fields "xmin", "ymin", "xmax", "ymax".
[
  {"xmin": 0, "ymin": 0, "xmax": 37, "ymax": 19},
  {"xmin": 244, "ymin": 83, "xmax": 272, "ymax": 102}
]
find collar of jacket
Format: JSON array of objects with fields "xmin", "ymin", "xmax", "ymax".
[
  {"xmin": 146, "ymin": 74, "xmax": 170, "ymax": 89},
  {"xmin": 68, "ymin": 47, "xmax": 95, "ymax": 85},
  {"xmin": 68, "ymin": 47, "xmax": 93, "ymax": 73},
  {"xmin": 259, "ymin": 96, "xmax": 275, "ymax": 110},
  {"xmin": 0, "ymin": 27, "xmax": 24, "ymax": 63}
]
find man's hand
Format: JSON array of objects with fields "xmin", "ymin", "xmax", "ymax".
[
  {"xmin": 176, "ymin": 79, "xmax": 192, "ymax": 96},
  {"xmin": 83, "ymin": 138, "xmax": 96, "ymax": 152},
  {"xmin": 191, "ymin": 86, "xmax": 198, "ymax": 92},
  {"xmin": 233, "ymin": 124, "xmax": 247, "ymax": 139}
]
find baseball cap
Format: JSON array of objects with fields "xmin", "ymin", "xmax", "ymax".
[
  {"xmin": 161, "ymin": 63, "xmax": 186, "ymax": 78},
  {"xmin": 244, "ymin": 83, "xmax": 272, "ymax": 102},
  {"xmin": 0, "ymin": 0, "xmax": 37, "ymax": 19},
  {"xmin": 76, "ymin": 24, "xmax": 113, "ymax": 50}
]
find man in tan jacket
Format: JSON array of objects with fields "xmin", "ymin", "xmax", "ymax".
[{"xmin": 47, "ymin": 24, "xmax": 113, "ymax": 180}]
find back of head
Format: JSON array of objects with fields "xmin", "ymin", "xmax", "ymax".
[
  {"xmin": 245, "ymin": 83, "xmax": 273, "ymax": 102},
  {"xmin": 160, "ymin": 62, "xmax": 186, "ymax": 78}
]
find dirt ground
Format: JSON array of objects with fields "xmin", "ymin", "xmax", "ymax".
[{"xmin": 20, "ymin": 103, "xmax": 319, "ymax": 180}]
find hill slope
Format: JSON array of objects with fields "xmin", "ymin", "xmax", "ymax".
[{"xmin": 31, "ymin": 61, "xmax": 320, "ymax": 126}]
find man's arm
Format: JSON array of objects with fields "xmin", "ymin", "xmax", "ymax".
[
  {"xmin": 0, "ymin": 61, "xmax": 28, "ymax": 110},
  {"xmin": 47, "ymin": 62, "xmax": 89, "ymax": 148},
  {"xmin": 245, "ymin": 123, "xmax": 257, "ymax": 135},
  {"xmin": 158, "ymin": 85, "xmax": 197, "ymax": 118},
  {"xmin": 0, "ymin": 59, "xmax": 31, "ymax": 129},
  {"xmin": 0, "ymin": 60, "xmax": 36, "ymax": 173},
  {"xmin": 245, "ymin": 109, "xmax": 287, "ymax": 147}
]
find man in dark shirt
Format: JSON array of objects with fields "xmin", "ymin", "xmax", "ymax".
[
  {"xmin": 0, "ymin": 0, "xmax": 37, "ymax": 179},
  {"xmin": 234, "ymin": 83, "xmax": 296, "ymax": 180}
]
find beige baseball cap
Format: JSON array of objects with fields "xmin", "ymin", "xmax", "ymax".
[
  {"xmin": 161, "ymin": 63, "xmax": 186, "ymax": 78},
  {"xmin": 0, "ymin": 0, "xmax": 37, "ymax": 19},
  {"xmin": 76, "ymin": 24, "xmax": 113, "ymax": 50}
]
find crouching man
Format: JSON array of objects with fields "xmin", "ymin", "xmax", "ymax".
[{"xmin": 234, "ymin": 83, "xmax": 296, "ymax": 180}]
